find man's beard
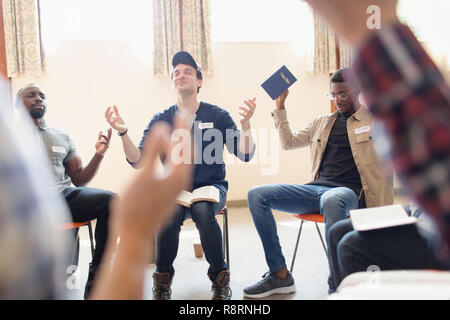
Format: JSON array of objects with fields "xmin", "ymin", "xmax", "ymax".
[
  {"xmin": 337, "ymin": 103, "xmax": 355, "ymax": 115},
  {"xmin": 30, "ymin": 108, "xmax": 45, "ymax": 119}
]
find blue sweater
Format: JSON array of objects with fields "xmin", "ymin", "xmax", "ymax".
[{"xmin": 132, "ymin": 102, "xmax": 255, "ymax": 194}]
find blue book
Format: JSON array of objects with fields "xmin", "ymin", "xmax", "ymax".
[{"xmin": 261, "ymin": 65, "xmax": 298, "ymax": 100}]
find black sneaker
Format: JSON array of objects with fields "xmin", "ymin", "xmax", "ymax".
[{"xmin": 243, "ymin": 271, "xmax": 295, "ymax": 299}]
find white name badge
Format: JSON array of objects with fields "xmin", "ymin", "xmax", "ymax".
[
  {"xmin": 198, "ymin": 122, "xmax": 214, "ymax": 129},
  {"xmin": 355, "ymin": 125, "xmax": 370, "ymax": 134},
  {"xmin": 52, "ymin": 146, "xmax": 66, "ymax": 154}
]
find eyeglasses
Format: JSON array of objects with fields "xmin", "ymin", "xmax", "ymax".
[{"xmin": 327, "ymin": 91, "xmax": 353, "ymax": 101}]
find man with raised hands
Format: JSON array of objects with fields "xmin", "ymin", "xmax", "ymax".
[{"xmin": 105, "ymin": 51, "xmax": 256, "ymax": 300}]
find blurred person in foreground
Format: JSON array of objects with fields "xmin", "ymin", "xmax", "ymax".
[
  {"xmin": 16, "ymin": 83, "xmax": 115, "ymax": 299},
  {"xmin": 0, "ymin": 79, "xmax": 192, "ymax": 299},
  {"xmin": 0, "ymin": 81, "xmax": 70, "ymax": 299}
]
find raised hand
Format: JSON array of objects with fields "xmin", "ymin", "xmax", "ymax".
[
  {"xmin": 95, "ymin": 128, "xmax": 112, "ymax": 156},
  {"xmin": 105, "ymin": 105, "xmax": 127, "ymax": 134},
  {"xmin": 89, "ymin": 112, "xmax": 192, "ymax": 300},
  {"xmin": 275, "ymin": 90, "xmax": 289, "ymax": 110},
  {"xmin": 239, "ymin": 97, "xmax": 256, "ymax": 130}
]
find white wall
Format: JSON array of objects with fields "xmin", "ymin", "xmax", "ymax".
[{"xmin": 12, "ymin": 41, "xmax": 331, "ymax": 201}]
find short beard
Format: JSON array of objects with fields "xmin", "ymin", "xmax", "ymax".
[
  {"xmin": 30, "ymin": 108, "xmax": 45, "ymax": 119},
  {"xmin": 337, "ymin": 103, "xmax": 355, "ymax": 116}
]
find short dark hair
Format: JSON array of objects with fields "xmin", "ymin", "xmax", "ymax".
[
  {"xmin": 330, "ymin": 68, "xmax": 350, "ymax": 83},
  {"xmin": 15, "ymin": 83, "xmax": 42, "ymax": 107}
]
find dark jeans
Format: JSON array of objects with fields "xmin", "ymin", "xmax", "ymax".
[
  {"xmin": 327, "ymin": 219, "xmax": 443, "ymax": 292},
  {"xmin": 62, "ymin": 186, "xmax": 114, "ymax": 267},
  {"xmin": 156, "ymin": 189, "xmax": 227, "ymax": 281}
]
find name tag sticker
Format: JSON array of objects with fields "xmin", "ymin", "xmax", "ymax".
[
  {"xmin": 355, "ymin": 126, "xmax": 370, "ymax": 134},
  {"xmin": 198, "ymin": 122, "xmax": 214, "ymax": 129},
  {"xmin": 52, "ymin": 146, "xmax": 66, "ymax": 154}
]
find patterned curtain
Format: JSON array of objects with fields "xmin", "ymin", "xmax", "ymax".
[
  {"xmin": 339, "ymin": 38, "xmax": 354, "ymax": 70},
  {"xmin": 2, "ymin": 0, "xmax": 46, "ymax": 78},
  {"xmin": 153, "ymin": 0, "xmax": 212, "ymax": 77},
  {"xmin": 313, "ymin": 11, "xmax": 336, "ymax": 75},
  {"xmin": 312, "ymin": 12, "xmax": 353, "ymax": 75}
]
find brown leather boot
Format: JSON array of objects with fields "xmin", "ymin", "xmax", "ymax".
[
  {"xmin": 211, "ymin": 270, "xmax": 232, "ymax": 300},
  {"xmin": 152, "ymin": 272, "xmax": 173, "ymax": 300}
]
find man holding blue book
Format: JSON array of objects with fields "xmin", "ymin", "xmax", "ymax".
[{"xmin": 244, "ymin": 68, "xmax": 393, "ymax": 298}]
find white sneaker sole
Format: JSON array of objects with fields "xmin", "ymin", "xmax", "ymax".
[{"xmin": 243, "ymin": 284, "xmax": 296, "ymax": 299}]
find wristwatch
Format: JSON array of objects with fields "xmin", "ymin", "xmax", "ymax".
[{"xmin": 118, "ymin": 128, "xmax": 128, "ymax": 136}]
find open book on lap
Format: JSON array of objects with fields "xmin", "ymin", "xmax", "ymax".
[
  {"xmin": 350, "ymin": 204, "xmax": 417, "ymax": 232},
  {"xmin": 176, "ymin": 185, "xmax": 220, "ymax": 207}
]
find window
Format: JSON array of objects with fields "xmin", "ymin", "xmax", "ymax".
[
  {"xmin": 397, "ymin": 0, "xmax": 450, "ymax": 69},
  {"xmin": 211, "ymin": 0, "xmax": 313, "ymax": 44},
  {"xmin": 40, "ymin": 0, "xmax": 153, "ymax": 42}
]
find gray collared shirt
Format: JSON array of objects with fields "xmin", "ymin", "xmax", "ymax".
[{"xmin": 35, "ymin": 121, "xmax": 78, "ymax": 192}]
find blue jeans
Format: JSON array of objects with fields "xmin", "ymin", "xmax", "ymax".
[
  {"xmin": 247, "ymin": 184, "xmax": 359, "ymax": 273},
  {"xmin": 156, "ymin": 189, "xmax": 227, "ymax": 281}
]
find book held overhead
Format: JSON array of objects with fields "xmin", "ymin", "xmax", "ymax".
[{"xmin": 261, "ymin": 65, "xmax": 298, "ymax": 100}]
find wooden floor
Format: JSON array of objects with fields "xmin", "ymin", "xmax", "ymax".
[
  {"xmin": 67, "ymin": 194, "xmax": 410, "ymax": 300},
  {"xmin": 66, "ymin": 205, "xmax": 331, "ymax": 300}
]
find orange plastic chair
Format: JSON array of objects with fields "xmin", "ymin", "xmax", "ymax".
[
  {"xmin": 290, "ymin": 213, "xmax": 328, "ymax": 272},
  {"xmin": 59, "ymin": 221, "xmax": 95, "ymax": 261}
]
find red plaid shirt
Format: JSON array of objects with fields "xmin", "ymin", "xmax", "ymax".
[{"xmin": 347, "ymin": 23, "xmax": 450, "ymax": 266}]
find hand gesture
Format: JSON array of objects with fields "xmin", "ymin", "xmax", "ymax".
[
  {"xmin": 105, "ymin": 105, "xmax": 127, "ymax": 134},
  {"xmin": 239, "ymin": 97, "xmax": 256, "ymax": 129},
  {"xmin": 95, "ymin": 128, "xmax": 112, "ymax": 156},
  {"xmin": 275, "ymin": 90, "xmax": 289, "ymax": 110}
]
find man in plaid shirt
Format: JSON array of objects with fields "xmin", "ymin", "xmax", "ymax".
[
  {"xmin": 306, "ymin": 0, "xmax": 450, "ymax": 288},
  {"xmin": 348, "ymin": 23, "xmax": 450, "ymax": 263}
]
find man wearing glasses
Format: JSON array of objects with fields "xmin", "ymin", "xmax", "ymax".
[{"xmin": 244, "ymin": 68, "xmax": 393, "ymax": 298}]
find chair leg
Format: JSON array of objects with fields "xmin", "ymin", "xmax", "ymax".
[
  {"xmin": 222, "ymin": 208, "xmax": 230, "ymax": 270},
  {"xmin": 315, "ymin": 223, "xmax": 328, "ymax": 259},
  {"xmin": 87, "ymin": 221, "xmax": 95, "ymax": 259},
  {"xmin": 290, "ymin": 220, "xmax": 304, "ymax": 273},
  {"xmin": 222, "ymin": 214, "xmax": 226, "ymax": 260},
  {"xmin": 70, "ymin": 228, "xmax": 81, "ymax": 268}
]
